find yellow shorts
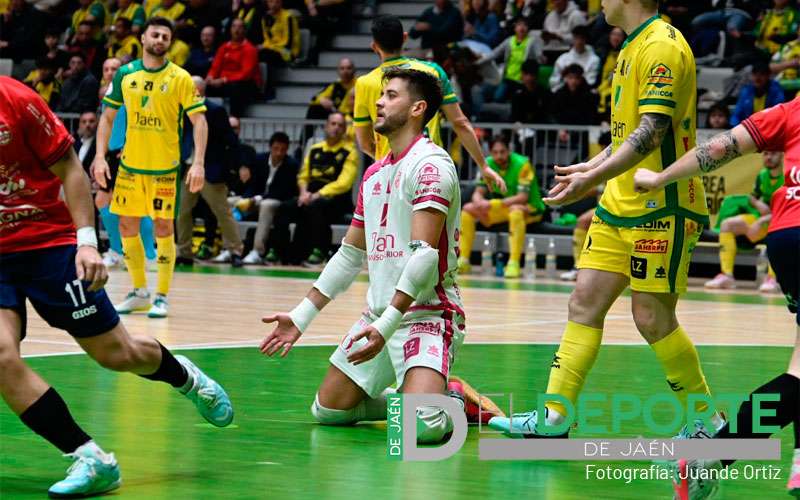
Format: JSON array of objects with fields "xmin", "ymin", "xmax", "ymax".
[
  {"xmin": 110, "ymin": 169, "xmax": 178, "ymax": 220},
  {"xmin": 578, "ymin": 215, "xmax": 703, "ymax": 294},
  {"xmin": 480, "ymin": 199, "xmax": 541, "ymax": 226}
]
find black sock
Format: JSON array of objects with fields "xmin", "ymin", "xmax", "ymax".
[
  {"xmin": 19, "ymin": 387, "xmax": 92, "ymax": 454},
  {"xmin": 716, "ymin": 372, "xmax": 800, "ymax": 467},
  {"xmin": 139, "ymin": 341, "xmax": 189, "ymax": 388}
]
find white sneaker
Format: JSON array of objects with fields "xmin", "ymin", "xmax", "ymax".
[
  {"xmin": 102, "ymin": 250, "xmax": 123, "ymax": 269},
  {"xmin": 147, "ymin": 294, "xmax": 169, "ymax": 318},
  {"xmin": 704, "ymin": 273, "xmax": 736, "ymax": 289},
  {"xmin": 115, "ymin": 289, "xmax": 151, "ymax": 314},
  {"xmin": 212, "ymin": 249, "xmax": 232, "ymax": 263},
  {"xmin": 560, "ymin": 269, "xmax": 578, "ymax": 281},
  {"xmin": 759, "ymin": 275, "xmax": 780, "ymax": 294},
  {"xmin": 242, "ymin": 249, "xmax": 263, "ymax": 265}
]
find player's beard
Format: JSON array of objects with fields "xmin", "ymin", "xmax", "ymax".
[
  {"xmin": 374, "ymin": 110, "xmax": 408, "ymax": 135},
  {"xmin": 144, "ymin": 44, "xmax": 168, "ymax": 58}
]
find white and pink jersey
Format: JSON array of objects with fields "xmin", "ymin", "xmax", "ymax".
[{"xmin": 351, "ymin": 135, "xmax": 465, "ymax": 322}]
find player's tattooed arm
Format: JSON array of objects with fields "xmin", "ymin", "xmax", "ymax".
[
  {"xmin": 625, "ymin": 113, "xmax": 672, "ymax": 156},
  {"xmin": 695, "ymin": 130, "xmax": 741, "ymax": 172}
]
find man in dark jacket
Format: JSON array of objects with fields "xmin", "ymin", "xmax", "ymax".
[
  {"xmin": 240, "ymin": 131, "xmax": 300, "ymax": 264},
  {"xmin": 0, "ymin": 0, "xmax": 45, "ymax": 61},
  {"xmin": 510, "ymin": 60, "xmax": 552, "ymax": 124},
  {"xmin": 56, "ymin": 54, "xmax": 100, "ymax": 113},
  {"xmin": 176, "ymin": 77, "xmax": 245, "ymax": 266},
  {"xmin": 409, "ymin": 0, "xmax": 464, "ymax": 50}
]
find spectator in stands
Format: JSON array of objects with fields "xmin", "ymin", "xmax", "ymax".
[
  {"xmin": 272, "ymin": 112, "xmax": 357, "ymax": 266},
  {"xmin": 596, "ymin": 26, "xmax": 623, "ymax": 118},
  {"xmin": 73, "ymin": 110, "xmax": 98, "ymax": 173},
  {"xmin": 458, "ymin": 135, "xmax": 546, "ymax": 279},
  {"xmin": 56, "ymin": 53, "xmax": 99, "ymax": 113},
  {"xmin": 304, "ymin": 0, "xmax": 350, "ymax": 65},
  {"xmin": 542, "ymin": 0, "xmax": 587, "ymax": 52},
  {"xmin": 240, "ymin": 131, "xmax": 301, "ymax": 264},
  {"xmin": 549, "ymin": 25, "xmax": 599, "ymax": 91},
  {"xmin": 770, "ymin": 22, "xmax": 800, "ymax": 92},
  {"xmin": 0, "ymin": 0, "xmax": 45, "ymax": 61},
  {"xmin": 98, "ymin": 57, "xmax": 121, "ymax": 101},
  {"xmin": 504, "ymin": 0, "xmax": 545, "ymax": 33},
  {"xmin": 260, "ymin": 0, "xmax": 300, "ymax": 98},
  {"xmin": 232, "ymin": 0, "xmax": 264, "ymax": 42},
  {"xmin": 731, "ymin": 61, "xmax": 785, "ymax": 125},
  {"xmin": 68, "ymin": 21, "xmax": 104, "ymax": 75},
  {"xmin": 691, "ymin": 0, "xmax": 760, "ymax": 48},
  {"xmin": 754, "ymin": 0, "xmax": 799, "ymax": 55},
  {"xmin": 705, "ymin": 102, "xmax": 731, "ymax": 129},
  {"xmin": 552, "ymin": 63, "xmax": 598, "ymax": 140},
  {"xmin": 177, "ymin": 77, "xmax": 246, "ymax": 267},
  {"xmin": 661, "ymin": 0, "xmax": 710, "ymax": 34},
  {"xmin": 107, "ymin": 17, "xmax": 142, "ymax": 64},
  {"xmin": 72, "ymin": 0, "xmax": 108, "ymax": 39},
  {"xmin": 306, "ymin": 57, "xmax": 356, "ymax": 125},
  {"xmin": 464, "ymin": 0, "xmax": 502, "ymax": 50},
  {"xmin": 24, "ymin": 58, "xmax": 61, "ymax": 108},
  {"xmin": 152, "ymin": 0, "xmax": 186, "ymax": 22},
  {"xmin": 409, "ymin": 0, "xmax": 465, "ymax": 51},
  {"xmin": 166, "ymin": 25, "xmax": 193, "ymax": 66},
  {"xmin": 41, "ymin": 28, "xmax": 70, "ymax": 74},
  {"xmin": 510, "ymin": 59, "xmax": 551, "ymax": 123},
  {"xmin": 179, "ymin": 0, "xmax": 223, "ymax": 39},
  {"xmin": 228, "ymin": 116, "xmax": 260, "ymax": 183},
  {"xmin": 111, "ymin": 0, "xmax": 146, "ymax": 34},
  {"xmin": 186, "ymin": 25, "xmax": 217, "ymax": 76},
  {"xmin": 205, "ymin": 17, "xmax": 260, "ymax": 118}
]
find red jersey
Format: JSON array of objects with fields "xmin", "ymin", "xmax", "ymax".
[
  {"xmin": 742, "ymin": 98, "xmax": 800, "ymax": 233},
  {"xmin": 0, "ymin": 76, "xmax": 76, "ymax": 254}
]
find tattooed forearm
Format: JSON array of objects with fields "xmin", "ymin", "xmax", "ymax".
[
  {"xmin": 695, "ymin": 130, "xmax": 741, "ymax": 173},
  {"xmin": 602, "ymin": 144, "xmax": 612, "ymax": 160},
  {"xmin": 625, "ymin": 113, "xmax": 672, "ymax": 156}
]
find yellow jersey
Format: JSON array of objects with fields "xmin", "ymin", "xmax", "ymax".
[
  {"xmin": 112, "ymin": 2, "xmax": 146, "ymax": 28},
  {"xmin": 72, "ymin": 0, "xmax": 109, "ymax": 33},
  {"xmin": 299, "ymin": 139, "xmax": 359, "ymax": 198},
  {"xmin": 102, "ymin": 59, "xmax": 206, "ymax": 174},
  {"xmin": 108, "ymin": 35, "xmax": 142, "ymax": 62},
  {"xmin": 151, "ymin": 1, "xmax": 185, "ymax": 21},
  {"xmin": 353, "ymin": 56, "xmax": 459, "ymax": 160},
  {"xmin": 599, "ymin": 16, "xmax": 708, "ymax": 227},
  {"xmin": 166, "ymin": 38, "xmax": 190, "ymax": 66}
]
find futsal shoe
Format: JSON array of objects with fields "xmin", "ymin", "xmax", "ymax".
[
  {"xmin": 102, "ymin": 250, "xmax": 124, "ymax": 269},
  {"xmin": 504, "ymin": 260, "xmax": 521, "ymax": 279},
  {"xmin": 560, "ymin": 269, "xmax": 578, "ymax": 281},
  {"xmin": 758, "ymin": 275, "xmax": 780, "ymax": 294},
  {"xmin": 147, "ymin": 294, "xmax": 169, "ymax": 318},
  {"xmin": 176, "ymin": 355, "xmax": 234, "ymax": 427},
  {"xmin": 487, "ymin": 408, "xmax": 569, "ymax": 439},
  {"xmin": 669, "ymin": 420, "xmax": 722, "ymax": 500},
  {"xmin": 243, "ymin": 249, "xmax": 263, "ymax": 265},
  {"xmin": 704, "ymin": 273, "xmax": 735, "ymax": 289},
  {"xmin": 448, "ymin": 375, "xmax": 505, "ymax": 424},
  {"xmin": 788, "ymin": 451, "xmax": 800, "ymax": 497},
  {"xmin": 48, "ymin": 443, "xmax": 121, "ymax": 498},
  {"xmin": 115, "ymin": 289, "xmax": 151, "ymax": 314},
  {"xmin": 457, "ymin": 257, "xmax": 471, "ymax": 274}
]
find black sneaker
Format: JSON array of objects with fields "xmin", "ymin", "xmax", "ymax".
[{"xmin": 231, "ymin": 253, "xmax": 244, "ymax": 268}]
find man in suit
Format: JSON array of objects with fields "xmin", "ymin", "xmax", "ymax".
[{"xmin": 73, "ymin": 111, "xmax": 98, "ymax": 174}]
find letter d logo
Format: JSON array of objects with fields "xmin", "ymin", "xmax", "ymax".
[{"xmin": 389, "ymin": 394, "xmax": 468, "ymax": 461}]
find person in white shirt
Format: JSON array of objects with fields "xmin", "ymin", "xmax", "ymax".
[
  {"xmin": 260, "ymin": 68, "xmax": 481, "ymax": 443},
  {"xmin": 549, "ymin": 24, "xmax": 600, "ymax": 91},
  {"xmin": 542, "ymin": 0, "xmax": 588, "ymax": 51}
]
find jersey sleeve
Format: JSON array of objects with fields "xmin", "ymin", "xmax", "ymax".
[
  {"xmin": 741, "ymin": 103, "xmax": 788, "ymax": 152},
  {"xmin": 353, "ymin": 75, "xmax": 372, "ymax": 128},
  {"xmin": 102, "ymin": 64, "xmax": 126, "ymax": 109},
  {"xmin": 17, "ymin": 85, "xmax": 74, "ymax": 168},
  {"xmin": 408, "ymin": 154, "xmax": 458, "ymax": 214},
  {"xmin": 180, "ymin": 72, "xmax": 206, "ymax": 115},
  {"xmin": 636, "ymin": 40, "xmax": 687, "ymax": 117},
  {"xmin": 431, "ymin": 62, "xmax": 458, "ymax": 105}
]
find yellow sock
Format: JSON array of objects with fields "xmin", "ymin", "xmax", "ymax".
[
  {"xmin": 122, "ymin": 235, "xmax": 147, "ymax": 289},
  {"xmin": 460, "ymin": 210, "xmax": 476, "ymax": 258},
  {"xmin": 155, "ymin": 235, "xmax": 176, "ymax": 296},
  {"xmin": 650, "ymin": 326, "xmax": 712, "ymax": 413},
  {"xmin": 573, "ymin": 227, "xmax": 588, "ymax": 266},
  {"xmin": 508, "ymin": 209, "xmax": 525, "ymax": 263},
  {"xmin": 718, "ymin": 232, "xmax": 736, "ymax": 275},
  {"xmin": 545, "ymin": 321, "xmax": 603, "ymax": 416}
]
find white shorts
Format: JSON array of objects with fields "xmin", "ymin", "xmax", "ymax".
[{"xmin": 329, "ymin": 311, "xmax": 466, "ymax": 399}]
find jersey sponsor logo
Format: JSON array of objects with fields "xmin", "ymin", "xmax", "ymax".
[
  {"xmin": 155, "ymin": 187, "xmax": 175, "ymax": 197},
  {"xmin": 790, "ymin": 166, "xmax": 800, "ymax": 185},
  {"xmin": 611, "ymin": 120, "xmax": 627, "ymax": 139},
  {"xmin": 787, "ymin": 186, "xmax": 800, "ymax": 200},
  {"xmin": 25, "ymin": 103, "xmax": 55, "ymax": 137},
  {"xmin": 655, "ymin": 266, "xmax": 667, "ymax": 279},
  {"xmin": 368, "ymin": 231, "xmax": 404, "ymax": 261},
  {"xmin": 635, "ymin": 220, "xmax": 671, "ymax": 231},
  {"xmin": 418, "ymin": 164, "xmax": 441, "ymax": 186},
  {"xmin": 634, "ymin": 239, "xmax": 668, "ymax": 254},
  {"xmin": 403, "ymin": 337, "xmax": 421, "ymax": 362},
  {"xmin": 0, "ymin": 203, "xmax": 46, "ymax": 231},
  {"xmin": 647, "ymin": 63, "xmax": 674, "ymax": 88},
  {"xmin": 630, "ymin": 256, "xmax": 648, "ymax": 279},
  {"xmin": 133, "ymin": 111, "xmax": 162, "ymax": 128},
  {"xmin": 688, "ymin": 178, "xmax": 696, "ymax": 204},
  {"xmin": 410, "ymin": 322, "xmax": 441, "ymax": 336},
  {"xmin": 0, "ymin": 123, "xmax": 11, "ymax": 145},
  {"xmin": 426, "ymin": 344, "xmax": 440, "ymax": 359},
  {"xmin": 153, "ymin": 198, "xmax": 163, "ymax": 210},
  {"xmin": 372, "ymin": 180, "xmax": 382, "ymax": 196},
  {"xmin": 71, "ymin": 305, "xmax": 97, "ymax": 320},
  {"xmin": 0, "ymin": 176, "xmax": 37, "ymax": 199}
]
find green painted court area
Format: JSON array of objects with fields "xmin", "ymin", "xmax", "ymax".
[{"xmin": 1, "ymin": 345, "xmax": 795, "ymax": 499}]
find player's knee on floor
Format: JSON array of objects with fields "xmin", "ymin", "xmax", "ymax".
[
  {"xmin": 310, "ymin": 393, "xmax": 358, "ymax": 425},
  {"xmin": 416, "ymin": 406, "xmax": 453, "ymax": 444}
]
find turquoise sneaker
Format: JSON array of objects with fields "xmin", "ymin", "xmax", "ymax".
[
  {"xmin": 48, "ymin": 443, "xmax": 121, "ymax": 498},
  {"xmin": 669, "ymin": 420, "xmax": 721, "ymax": 500},
  {"xmin": 487, "ymin": 408, "xmax": 569, "ymax": 438},
  {"xmin": 176, "ymin": 355, "xmax": 234, "ymax": 427}
]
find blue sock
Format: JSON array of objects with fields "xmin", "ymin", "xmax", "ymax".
[
  {"xmin": 140, "ymin": 216, "xmax": 156, "ymax": 260},
  {"xmin": 99, "ymin": 206, "xmax": 122, "ymax": 254}
]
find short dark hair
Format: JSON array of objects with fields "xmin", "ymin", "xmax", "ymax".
[
  {"xmin": 572, "ymin": 24, "xmax": 589, "ymax": 39},
  {"xmin": 78, "ymin": 20, "xmax": 95, "ymax": 29},
  {"xmin": 489, "ymin": 134, "xmax": 510, "ymax": 149},
  {"xmin": 752, "ymin": 61, "xmax": 771, "ymax": 75},
  {"xmin": 143, "ymin": 16, "xmax": 174, "ymax": 36},
  {"xmin": 70, "ymin": 52, "xmax": 87, "ymax": 62},
  {"xmin": 115, "ymin": 16, "xmax": 133, "ymax": 30},
  {"xmin": 372, "ymin": 15, "xmax": 404, "ymax": 53},
  {"xmin": 382, "ymin": 67, "xmax": 443, "ymax": 124},
  {"xmin": 514, "ymin": 16, "xmax": 529, "ymax": 27},
  {"xmin": 563, "ymin": 63, "xmax": 584, "ymax": 77},
  {"xmin": 35, "ymin": 57, "xmax": 57, "ymax": 70},
  {"xmin": 521, "ymin": 59, "xmax": 539, "ymax": 76},
  {"xmin": 269, "ymin": 131, "xmax": 290, "ymax": 146}
]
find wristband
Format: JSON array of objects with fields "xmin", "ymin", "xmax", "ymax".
[
  {"xmin": 288, "ymin": 297, "xmax": 320, "ymax": 333},
  {"xmin": 372, "ymin": 305, "xmax": 403, "ymax": 340},
  {"xmin": 77, "ymin": 227, "xmax": 98, "ymax": 248}
]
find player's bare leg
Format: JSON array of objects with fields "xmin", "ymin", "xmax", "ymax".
[
  {"xmin": 312, "ymin": 364, "xmax": 389, "ymax": 425},
  {"xmin": 116, "ymin": 215, "xmax": 151, "ymax": 313}
]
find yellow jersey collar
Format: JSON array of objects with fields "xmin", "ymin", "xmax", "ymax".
[{"xmin": 622, "ymin": 15, "xmax": 660, "ymax": 49}]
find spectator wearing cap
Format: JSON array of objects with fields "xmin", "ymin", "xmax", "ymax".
[
  {"xmin": 205, "ymin": 17, "xmax": 260, "ymax": 117},
  {"xmin": 549, "ymin": 24, "xmax": 599, "ymax": 91},
  {"xmin": 730, "ymin": 62, "xmax": 786, "ymax": 126}
]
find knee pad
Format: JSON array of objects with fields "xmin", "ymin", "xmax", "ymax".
[
  {"xmin": 310, "ymin": 393, "xmax": 358, "ymax": 425},
  {"xmin": 415, "ymin": 406, "xmax": 453, "ymax": 444}
]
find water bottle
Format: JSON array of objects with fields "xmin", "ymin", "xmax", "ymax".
[
  {"xmin": 545, "ymin": 237, "xmax": 557, "ymax": 279},
  {"xmin": 481, "ymin": 236, "xmax": 493, "ymax": 276},
  {"xmin": 756, "ymin": 245, "xmax": 768, "ymax": 285},
  {"xmin": 525, "ymin": 237, "xmax": 537, "ymax": 280},
  {"xmin": 495, "ymin": 252, "xmax": 505, "ymax": 277}
]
